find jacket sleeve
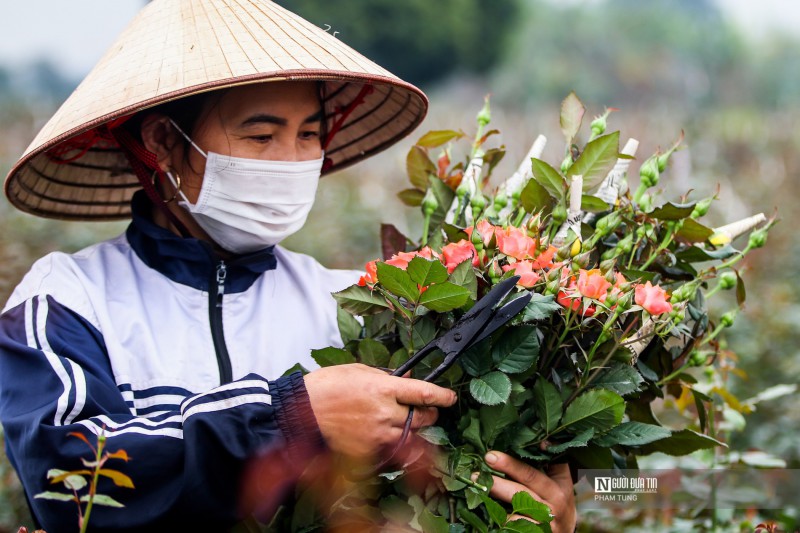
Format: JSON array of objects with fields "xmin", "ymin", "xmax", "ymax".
[{"xmin": 0, "ymin": 294, "xmax": 324, "ymax": 531}]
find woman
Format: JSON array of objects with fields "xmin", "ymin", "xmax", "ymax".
[{"xmin": 0, "ymin": 1, "xmax": 576, "ymax": 531}]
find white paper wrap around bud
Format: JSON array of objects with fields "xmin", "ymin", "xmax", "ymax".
[
  {"xmin": 553, "ymin": 174, "xmax": 584, "ymax": 246},
  {"xmin": 626, "ymin": 317, "xmax": 656, "ymax": 362},
  {"xmin": 713, "ymin": 213, "xmax": 767, "ymax": 242},
  {"xmin": 446, "ymin": 155, "xmax": 484, "ymax": 225},
  {"xmin": 498, "ymin": 135, "xmax": 547, "ymax": 219},
  {"xmin": 596, "ymin": 138, "xmax": 639, "ymax": 204}
]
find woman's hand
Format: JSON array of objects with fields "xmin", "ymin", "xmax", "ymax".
[
  {"xmin": 483, "ymin": 451, "xmax": 577, "ymax": 533},
  {"xmin": 304, "ymin": 364, "xmax": 457, "ymax": 457}
]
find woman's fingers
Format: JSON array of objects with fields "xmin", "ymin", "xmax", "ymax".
[
  {"xmin": 485, "ymin": 451, "xmax": 561, "ymax": 498},
  {"xmin": 408, "ymin": 405, "xmax": 439, "ymax": 429},
  {"xmin": 392, "ymin": 376, "xmax": 457, "ymax": 408}
]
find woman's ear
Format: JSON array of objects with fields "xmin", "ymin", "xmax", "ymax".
[{"xmin": 140, "ymin": 114, "xmax": 180, "ymax": 172}]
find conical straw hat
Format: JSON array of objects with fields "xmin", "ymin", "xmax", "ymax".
[{"xmin": 4, "ymin": 0, "xmax": 428, "ymax": 220}]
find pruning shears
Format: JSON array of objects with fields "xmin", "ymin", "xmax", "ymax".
[{"xmin": 356, "ymin": 275, "xmax": 531, "ymax": 477}]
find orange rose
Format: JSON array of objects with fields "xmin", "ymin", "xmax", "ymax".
[
  {"xmin": 496, "ymin": 226, "xmax": 536, "ymax": 260},
  {"xmin": 358, "ymin": 259, "xmax": 378, "ymax": 286},
  {"xmin": 634, "ymin": 281, "xmax": 673, "ymax": 315},
  {"xmin": 530, "ymin": 245, "xmax": 558, "ymax": 270},
  {"xmin": 441, "ymin": 240, "xmax": 479, "ymax": 273},
  {"xmin": 576, "ymin": 269, "xmax": 611, "ymax": 300},
  {"xmin": 502, "ymin": 260, "xmax": 542, "ymax": 288}
]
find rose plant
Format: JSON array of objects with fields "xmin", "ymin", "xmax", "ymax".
[{"xmin": 280, "ymin": 93, "xmax": 775, "ymax": 532}]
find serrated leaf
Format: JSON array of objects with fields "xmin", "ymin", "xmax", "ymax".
[
  {"xmin": 463, "ymin": 416, "xmax": 485, "ymax": 453},
  {"xmin": 98, "ymin": 469, "xmax": 134, "ymax": 488},
  {"xmin": 333, "ymin": 285, "xmax": 391, "ymax": 316},
  {"xmin": 460, "ymin": 337, "xmax": 493, "ymax": 377},
  {"xmin": 581, "ymin": 194, "xmax": 609, "ymax": 213},
  {"xmin": 376, "ymin": 262, "xmax": 420, "ymax": 302},
  {"xmin": 503, "ymin": 519, "xmax": 546, "ymax": 533},
  {"xmin": 546, "ymin": 427, "xmax": 595, "ymax": 454},
  {"xmin": 533, "ymin": 379, "xmax": 563, "ymax": 434},
  {"xmin": 560, "ymin": 91, "xmax": 585, "ymax": 143},
  {"xmin": 428, "ymin": 177, "xmax": 456, "ymax": 237},
  {"xmin": 448, "ymin": 259, "xmax": 478, "ymax": 300},
  {"xmin": 638, "ymin": 429, "xmax": 726, "ymax": 456},
  {"xmin": 492, "ymin": 326, "xmax": 540, "ymax": 374},
  {"xmin": 408, "ymin": 256, "xmax": 448, "ymax": 286},
  {"xmin": 519, "ymin": 294, "xmax": 561, "ymax": 322},
  {"xmin": 480, "ymin": 493, "xmax": 508, "ymax": 527},
  {"xmin": 650, "ymin": 202, "xmax": 696, "ymax": 220},
  {"xmin": 34, "ymin": 491, "xmax": 76, "ymax": 502},
  {"xmin": 337, "ymin": 306, "xmax": 362, "ymax": 345},
  {"xmin": 559, "ymin": 389, "xmax": 624, "ymax": 434},
  {"xmin": 520, "ymin": 177, "xmax": 552, "ymax": 214},
  {"xmin": 530, "ymin": 158, "xmax": 566, "ymax": 200},
  {"xmin": 480, "ymin": 401, "xmax": 518, "ymax": 447},
  {"xmin": 470, "ymin": 372, "xmax": 512, "ymax": 405},
  {"xmin": 417, "ymin": 426, "xmax": 450, "ymax": 446},
  {"xmin": 416, "ymin": 129, "xmax": 464, "ymax": 148},
  {"xmin": 511, "ymin": 491, "xmax": 553, "ymax": 522},
  {"xmin": 281, "ymin": 362, "xmax": 309, "ymax": 377},
  {"xmin": 419, "ymin": 282, "xmax": 471, "ymax": 312},
  {"xmin": 311, "ymin": 347, "xmax": 356, "ymax": 367},
  {"xmin": 358, "ymin": 338, "xmax": 391, "ymax": 368},
  {"xmin": 407, "ymin": 145, "xmax": 437, "ymax": 189},
  {"xmin": 594, "ymin": 421, "xmax": 672, "ymax": 447},
  {"xmin": 411, "ymin": 317, "xmax": 437, "ymax": 351},
  {"xmin": 82, "ymin": 494, "xmax": 125, "ymax": 507},
  {"xmin": 676, "ymin": 218, "xmax": 714, "ymax": 243},
  {"xmin": 398, "ymin": 188, "xmax": 425, "ymax": 206},
  {"xmin": 458, "ymin": 508, "xmax": 489, "ymax": 533},
  {"xmin": 568, "ymin": 132, "xmax": 620, "ymax": 191},
  {"xmin": 419, "ymin": 508, "xmax": 450, "ymax": 533},
  {"xmin": 591, "ymin": 364, "xmax": 644, "ymax": 396}
]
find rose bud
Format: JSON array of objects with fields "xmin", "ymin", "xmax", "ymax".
[
  {"xmin": 718, "ymin": 271, "xmax": 737, "ymax": 291},
  {"xmin": 748, "ymin": 229, "xmax": 768, "ymax": 249},
  {"xmin": 691, "ymin": 197, "xmax": 713, "ymax": 218},
  {"xmin": 720, "ymin": 311, "xmax": 736, "ymax": 327}
]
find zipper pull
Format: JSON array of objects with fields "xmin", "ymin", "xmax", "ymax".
[{"xmin": 216, "ymin": 261, "xmax": 227, "ymax": 308}]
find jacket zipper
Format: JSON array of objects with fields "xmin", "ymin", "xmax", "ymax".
[{"xmin": 209, "ymin": 260, "xmax": 233, "ymax": 385}]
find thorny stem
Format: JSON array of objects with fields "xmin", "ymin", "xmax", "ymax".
[
  {"xmin": 433, "ymin": 466, "xmax": 488, "ymax": 492},
  {"xmin": 640, "ymin": 227, "xmax": 675, "ymax": 271},
  {"xmin": 656, "ymin": 359, "xmax": 693, "ymax": 386},
  {"xmin": 80, "ymin": 435, "xmax": 106, "ymax": 533}
]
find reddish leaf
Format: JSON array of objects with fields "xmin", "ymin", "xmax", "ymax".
[
  {"xmin": 406, "ymin": 146, "xmax": 436, "ymax": 189},
  {"xmin": 68, "ymin": 431, "xmax": 95, "ymax": 451},
  {"xmin": 416, "ymin": 129, "xmax": 464, "ymax": 148},
  {"xmin": 98, "ymin": 469, "xmax": 135, "ymax": 488},
  {"xmin": 381, "ymin": 224, "xmax": 408, "ymax": 260},
  {"xmin": 106, "ymin": 449, "xmax": 131, "ymax": 462},
  {"xmin": 560, "ymin": 92, "xmax": 586, "ymax": 142}
]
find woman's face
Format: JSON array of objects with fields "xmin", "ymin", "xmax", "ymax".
[{"xmin": 167, "ymin": 80, "xmax": 323, "ymax": 204}]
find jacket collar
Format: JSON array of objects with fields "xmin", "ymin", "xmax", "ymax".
[{"xmin": 126, "ymin": 191, "xmax": 277, "ymax": 293}]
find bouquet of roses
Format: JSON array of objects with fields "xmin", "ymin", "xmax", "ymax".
[{"xmin": 284, "ymin": 93, "xmax": 774, "ymax": 532}]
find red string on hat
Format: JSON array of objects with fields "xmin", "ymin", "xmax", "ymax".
[
  {"xmin": 45, "ymin": 116, "xmax": 132, "ymax": 164},
  {"xmin": 322, "ymin": 84, "xmax": 374, "ymax": 171}
]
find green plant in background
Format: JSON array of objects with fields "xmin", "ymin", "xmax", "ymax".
[
  {"xmin": 34, "ymin": 431, "xmax": 133, "ymax": 533},
  {"xmin": 268, "ymin": 94, "xmax": 787, "ymax": 531}
]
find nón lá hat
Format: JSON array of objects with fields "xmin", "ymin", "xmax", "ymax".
[{"xmin": 4, "ymin": 0, "xmax": 428, "ymax": 220}]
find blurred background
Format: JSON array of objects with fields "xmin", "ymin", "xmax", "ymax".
[{"xmin": 1, "ymin": 0, "xmax": 798, "ymax": 530}]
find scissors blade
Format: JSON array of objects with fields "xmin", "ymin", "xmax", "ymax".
[{"xmin": 470, "ymin": 292, "xmax": 531, "ymax": 346}]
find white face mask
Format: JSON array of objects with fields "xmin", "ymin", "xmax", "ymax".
[{"xmin": 167, "ymin": 119, "xmax": 322, "ymax": 254}]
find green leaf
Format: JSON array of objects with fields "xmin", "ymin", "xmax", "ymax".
[
  {"xmin": 46, "ymin": 468, "xmax": 88, "ymax": 491},
  {"xmin": 311, "ymin": 347, "xmax": 356, "ymax": 367},
  {"xmin": 458, "ymin": 508, "xmax": 489, "ymax": 533},
  {"xmin": 408, "ymin": 256, "xmax": 449, "ymax": 286},
  {"xmin": 411, "ymin": 317, "xmax": 437, "ymax": 351},
  {"xmin": 581, "ymin": 194, "xmax": 609, "ymax": 213},
  {"xmin": 417, "ymin": 426, "xmax": 450, "ymax": 446},
  {"xmin": 419, "ymin": 508, "xmax": 450, "ymax": 533},
  {"xmin": 480, "ymin": 401, "xmax": 519, "ymax": 447},
  {"xmin": 358, "ymin": 338, "xmax": 391, "ymax": 368},
  {"xmin": 470, "ymin": 372, "xmax": 512, "ymax": 406},
  {"xmin": 337, "ymin": 307, "xmax": 362, "ymax": 345},
  {"xmin": 333, "ymin": 285, "xmax": 391, "ymax": 316},
  {"xmin": 407, "ymin": 145, "xmax": 437, "ymax": 190},
  {"xmin": 546, "ymin": 427, "xmax": 595, "ymax": 454},
  {"xmin": 735, "ymin": 270, "xmax": 746, "ymax": 307},
  {"xmin": 675, "ymin": 244, "xmax": 738, "ymax": 262},
  {"xmin": 34, "ymin": 491, "xmax": 76, "ymax": 502},
  {"xmin": 568, "ymin": 444, "xmax": 614, "ymax": 469},
  {"xmin": 82, "ymin": 493, "xmax": 125, "ymax": 507},
  {"xmin": 531, "ymin": 158, "xmax": 566, "ymax": 200},
  {"xmin": 463, "ymin": 416, "xmax": 485, "ymax": 453},
  {"xmin": 639, "ymin": 429, "xmax": 727, "ymax": 456},
  {"xmin": 511, "ymin": 491, "xmax": 553, "ymax": 522},
  {"xmin": 460, "ymin": 337, "xmax": 493, "ymax": 377},
  {"xmin": 448, "ymin": 259, "xmax": 478, "ymax": 300},
  {"xmin": 559, "ymin": 389, "xmax": 624, "ymax": 434},
  {"xmin": 519, "ymin": 294, "xmax": 561, "ymax": 322},
  {"xmin": 533, "ymin": 379, "xmax": 563, "ymax": 434},
  {"xmin": 676, "ymin": 218, "xmax": 714, "ymax": 243},
  {"xmin": 492, "ymin": 326, "xmax": 540, "ymax": 374},
  {"xmin": 560, "ymin": 91, "xmax": 585, "ymax": 143},
  {"xmin": 380, "ymin": 494, "xmax": 415, "ymax": 525},
  {"xmin": 419, "ymin": 282, "xmax": 471, "ymax": 312},
  {"xmin": 480, "ymin": 492, "xmax": 508, "ymax": 527},
  {"xmin": 376, "ymin": 262, "xmax": 420, "ymax": 302},
  {"xmin": 398, "ymin": 188, "xmax": 426, "ymax": 207},
  {"xmin": 568, "ymin": 131, "xmax": 620, "ymax": 191},
  {"xmin": 649, "ymin": 202, "xmax": 696, "ymax": 220},
  {"xmin": 428, "ymin": 177, "xmax": 456, "ymax": 237},
  {"xmin": 520, "ymin": 177, "xmax": 552, "ymax": 214},
  {"xmin": 591, "ymin": 364, "xmax": 644, "ymax": 396},
  {"xmin": 416, "ymin": 129, "xmax": 465, "ymax": 148},
  {"xmin": 281, "ymin": 362, "xmax": 309, "ymax": 377},
  {"xmin": 503, "ymin": 519, "xmax": 546, "ymax": 533},
  {"xmin": 98, "ymin": 469, "xmax": 134, "ymax": 488},
  {"xmin": 594, "ymin": 422, "xmax": 672, "ymax": 447}
]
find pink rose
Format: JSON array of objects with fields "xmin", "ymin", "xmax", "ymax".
[
  {"xmin": 496, "ymin": 226, "xmax": 536, "ymax": 260},
  {"xmin": 358, "ymin": 259, "xmax": 378, "ymax": 286},
  {"xmin": 441, "ymin": 240, "xmax": 479, "ymax": 273},
  {"xmin": 502, "ymin": 260, "xmax": 542, "ymax": 288},
  {"xmin": 577, "ymin": 269, "xmax": 611, "ymax": 300},
  {"xmin": 530, "ymin": 245, "xmax": 558, "ymax": 270},
  {"xmin": 635, "ymin": 281, "xmax": 673, "ymax": 315}
]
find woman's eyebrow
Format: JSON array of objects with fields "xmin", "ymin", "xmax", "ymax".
[{"xmin": 239, "ymin": 109, "xmax": 323, "ymax": 128}]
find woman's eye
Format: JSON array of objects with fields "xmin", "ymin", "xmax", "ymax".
[
  {"xmin": 300, "ymin": 131, "xmax": 320, "ymax": 140},
  {"xmin": 250, "ymin": 135, "xmax": 273, "ymax": 143}
]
